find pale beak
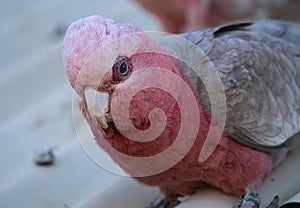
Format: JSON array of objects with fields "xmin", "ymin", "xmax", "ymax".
[{"xmin": 84, "ymin": 88, "xmax": 111, "ymax": 129}]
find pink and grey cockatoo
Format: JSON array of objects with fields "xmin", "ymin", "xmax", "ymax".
[
  {"xmin": 62, "ymin": 15, "xmax": 300, "ymax": 208},
  {"xmin": 132, "ymin": 0, "xmax": 300, "ymax": 33}
]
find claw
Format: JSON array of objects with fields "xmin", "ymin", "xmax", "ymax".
[
  {"xmin": 233, "ymin": 191, "xmax": 261, "ymax": 208},
  {"xmin": 233, "ymin": 191, "xmax": 279, "ymax": 208},
  {"xmin": 266, "ymin": 196, "xmax": 279, "ymax": 208},
  {"xmin": 145, "ymin": 194, "xmax": 181, "ymax": 208}
]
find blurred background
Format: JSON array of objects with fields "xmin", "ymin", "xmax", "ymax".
[
  {"xmin": 0, "ymin": 1, "xmax": 157, "ymax": 207},
  {"xmin": 0, "ymin": 0, "xmax": 299, "ymax": 207}
]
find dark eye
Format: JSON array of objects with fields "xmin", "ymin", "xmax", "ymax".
[
  {"xmin": 119, "ymin": 61, "xmax": 128, "ymax": 75},
  {"xmin": 112, "ymin": 56, "xmax": 132, "ymax": 83}
]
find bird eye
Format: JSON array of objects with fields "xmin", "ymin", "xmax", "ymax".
[
  {"xmin": 119, "ymin": 61, "xmax": 128, "ymax": 75},
  {"xmin": 112, "ymin": 56, "xmax": 132, "ymax": 83}
]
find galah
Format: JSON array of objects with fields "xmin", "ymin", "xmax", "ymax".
[
  {"xmin": 62, "ymin": 15, "xmax": 300, "ymax": 208},
  {"xmin": 132, "ymin": 0, "xmax": 299, "ymax": 33}
]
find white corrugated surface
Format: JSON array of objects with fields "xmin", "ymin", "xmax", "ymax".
[{"xmin": 0, "ymin": 1, "xmax": 159, "ymax": 207}]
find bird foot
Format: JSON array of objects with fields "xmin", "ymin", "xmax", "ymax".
[
  {"xmin": 144, "ymin": 194, "xmax": 181, "ymax": 208},
  {"xmin": 266, "ymin": 196, "xmax": 279, "ymax": 208},
  {"xmin": 233, "ymin": 191, "xmax": 279, "ymax": 208}
]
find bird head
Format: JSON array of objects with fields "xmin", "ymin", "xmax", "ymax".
[{"xmin": 62, "ymin": 15, "xmax": 185, "ymax": 150}]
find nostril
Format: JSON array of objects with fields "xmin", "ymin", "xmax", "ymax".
[
  {"xmin": 99, "ymin": 80, "xmax": 113, "ymax": 91},
  {"xmin": 103, "ymin": 80, "xmax": 111, "ymax": 87}
]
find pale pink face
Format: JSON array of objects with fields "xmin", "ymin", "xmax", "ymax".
[
  {"xmin": 62, "ymin": 15, "xmax": 173, "ymax": 134},
  {"xmin": 62, "ymin": 16, "xmax": 145, "ymax": 93}
]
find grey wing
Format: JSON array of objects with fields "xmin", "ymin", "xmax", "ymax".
[{"xmin": 181, "ymin": 20, "xmax": 300, "ymax": 150}]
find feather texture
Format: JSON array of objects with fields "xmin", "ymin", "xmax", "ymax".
[{"xmin": 161, "ymin": 20, "xmax": 300, "ymax": 149}]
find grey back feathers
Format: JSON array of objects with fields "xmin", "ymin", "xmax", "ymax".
[{"xmin": 157, "ymin": 20, "xmax": 300, "ymax": 152}]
